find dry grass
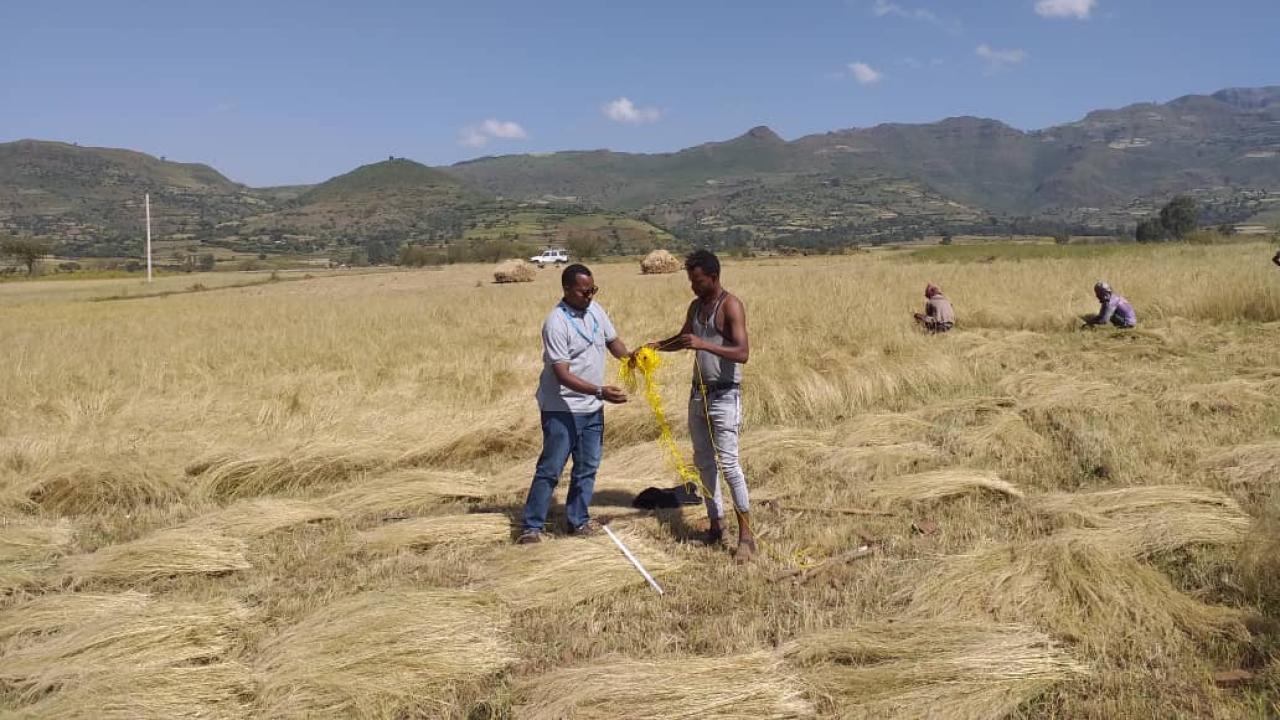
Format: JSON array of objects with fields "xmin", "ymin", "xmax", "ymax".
[
  {"xmin": 867, "ymin": 468, "xmax": 1023, "ymax": 506},
  {"xmin": 514, "ymin": 651, "xmax": 814, "ymax": 719},
  {"xmin": 254, "ymin": 590, "xmax": 514, "ymax": 718},
  {"xmin": 22, "ymin": 459, "xmax": 187, "ymax": 515},
  {"xmin": 8, "ymin": 663, "xmax": 254, "ymax": 720},
  {"xmin": 903, "ymin": 533, "xmax": 1247, "ymax": 660},
  {"xmin": 322, "ymin": 468, "xmax": 493, "ymax": 519},
  {"xmin": 1033, "ymin": 485, "xmax": 1251, "ymax": 555},
  {"xmin": 0, "ymin": 595, "xmax": 246, "ymax": 701},
  {"xmin": 783, "ymin": 620, "xmax": 1087, "ymax": 720},
  {"xmin": 0, "ymin": 591, "xmax": 151, "ymax": 641},
  {"xmin": 190, "ymin": 444, "xmax": 387, "ymax": 500},
  {"xmin": 1204, "ymin": 440, "xmax": 1280, "ymax": 496},
  {"xmin": 4, "ymin": 244, "xmax": 1278, "ymax": 718},
  {"xmin": 358, "ymin": 512, "xmax": 512, "ymax": 552},
  {"xmin": 1238, "ymin": 494, "xmax": 1280, "ymax": 611},
  {"xmin": 58, "ymin": 528, "xmax": 251, "ymax": 585},
  {"xmin": 0, "ymin": 518, "xmax": 74, "ymax": 593},
  {"xmin": 474, "ymin": 530, "xmax": 680, "ymax": 610},
  {"xmin": 188, "ymin": 497, "xmax": 338, "ymax": 537}
]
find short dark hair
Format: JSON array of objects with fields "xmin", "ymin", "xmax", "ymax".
[
  {"xmin": 684, "ymin": 249, "xmax": 720, "ymax": 277},
  {"xmin": 561, "ymin": 263, "xmax": 592, "ymax": 287}
]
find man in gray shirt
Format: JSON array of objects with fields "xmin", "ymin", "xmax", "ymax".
[{"xmin": 519, "ymin": 263, "xmax": 632, "ymax": 543}]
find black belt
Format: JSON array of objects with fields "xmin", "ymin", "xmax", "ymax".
[{"xmin": 695, "ymin": 381, "xmax": 740, "ymax": 392}]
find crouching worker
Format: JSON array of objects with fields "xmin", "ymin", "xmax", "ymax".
[
  {"xmin": 1082, "ymin": 281, "xmax": 1136, "ymax": 329},
  {"xmin": 519, "ymin": 264, "xmax": 632, "ymax": 544},
  {"xmin": 913, "ymin": 283, "xmax": 955, "ymax": 333},
  {"xmin": 647, "ymin": 250, "xmax": 756, "ymax": 563}
]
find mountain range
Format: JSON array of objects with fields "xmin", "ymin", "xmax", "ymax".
[{"xmin": 2, "ymin": 86, "xmax": 1278, "ymax": 256}]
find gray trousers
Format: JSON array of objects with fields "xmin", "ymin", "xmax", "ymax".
[{"xmin": 689, "ymin": 387, "xmax": 749, "ymax": 520}]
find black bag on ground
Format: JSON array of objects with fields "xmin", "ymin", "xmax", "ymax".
[{"xmin": 632, "ymin": 484, "xmax": 702, "ymax": 509}]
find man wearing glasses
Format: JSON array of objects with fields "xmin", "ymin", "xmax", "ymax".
[{"xmin": 519, "ymin": 263, "xmax": 632, "ymax": 543}]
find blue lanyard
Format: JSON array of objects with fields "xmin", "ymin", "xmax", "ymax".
[{"xmin": 560, "ymin": 303, "xmax": 599, "ymax": 345}]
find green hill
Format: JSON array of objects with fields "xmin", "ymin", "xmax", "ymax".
[
  {"xmin": 236, "ymin": 158, "xmax": 488, "ymax": 243},
  {"xmin": 0, "ymin": 140, "xmax": 266, "ymax": 246},
  {"xmin": 447, "ymin": 87, "xmax": 1280, "ymax": 228}
]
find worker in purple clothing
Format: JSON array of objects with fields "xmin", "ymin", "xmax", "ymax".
[{"xmin": 1082, "ymin": 281, "xmax": 1137, "ymax": 329}]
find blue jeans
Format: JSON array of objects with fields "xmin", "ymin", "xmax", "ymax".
[{"xmin": 522, "ymin": 410, "xmax": 604, "ymax": 532}]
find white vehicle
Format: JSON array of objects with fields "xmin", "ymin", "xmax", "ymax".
[{"xmin": 529, "ymin": 247, "xmax": 570, "ymax": 267}]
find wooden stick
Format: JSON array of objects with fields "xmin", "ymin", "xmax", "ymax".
[
  {"xmin": 776, "ymin": 503, "xmax": 895, "ymax": 517},
  {"xmin": 771, "ymin": 546, "xmax": 875, "ymax": 584}
]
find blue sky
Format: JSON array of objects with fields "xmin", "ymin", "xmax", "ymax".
[{"xmin": 3, "ymin": 1, "xmax": 1277, "ymax": 186}]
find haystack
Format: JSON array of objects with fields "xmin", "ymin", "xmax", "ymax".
[
  {"xmin": 322, "ymin": 469, "xmax": 491, "ymax": 519},
  {"xmin": 867, "ymin": 468, "xmax": 1023, "ymax": 507},
  {"xmin": 474, "ymin": 530, "xmax": 679, "ymax": 610},
  {"xmin": 640, "ymin": 248, "xmax": 682, "ymax": 274},
  {"xmin": 358, "ymin": 513, "xmax": 512, "ymax": 552},
  {"xmin": 59, "ymin": 528, "xmax": 250, "ymax": 585},
  {"xmin": 903, "ymin": 533, "xmax": 1246, "ymax": 660},
  {"xmin": 494, "ymin": 259, "xmax": 536, "ymax": 283},
  {"xmin": 254, "ymin": 590, "xmax": 513, "ymax": 719},
  {"xmin": 783, "ymin": 620, "xmax": 1086, "ymax": 720},
  {"xmin": 515, "ymin": 652, "xmax": 814, "ymax": 719}
]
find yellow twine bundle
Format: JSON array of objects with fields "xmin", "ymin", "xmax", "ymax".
[{"xmin": 619, "ymin": 347, "xmax": 702, "ymax": 488}]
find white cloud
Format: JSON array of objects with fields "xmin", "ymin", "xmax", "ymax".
[
  {"xmin": 1035, "ymin": 0, "xmax": 1095, "ymax": 19},
  {"xmin": 458, "ymin": 119, "xmax": 528, "ymax": 148},
  {"xmin": 479, "ymin": 119, "xmax": 527, "ymax": 139},
  {"xmin": 976, "ymin": 44, "xmax": 1028, "ymax": 71},
  {"xmin": 602, "ymin": 97, "xmax": 661, "ymax": 124},
  {"xmin": 872, "ymin": 0, "xmax": 937, "ymax": 21},
  {"xmin": 849, "ymin": 62, "xmax": 883, "ymax": 85}
]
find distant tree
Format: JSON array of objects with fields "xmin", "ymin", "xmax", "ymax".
[
  {"xmin": 1217, "ymin": 223, "xmax": 1237, "ymax": 236},
  {"xmin": 197, "ymin": 254, "xmax": 217, "ymax": 272},
  {"xmin": 1053, "ymin": 231, "xmax": 1070, "ymax": 245},
  {"xmin": 1135, "ymin": 218, "xmax": 1166, "ymax": 243},
  {"xmin": 1, "ymin": 236, "xmax": 51, "ymax": 276},
  {"xmin": 1159, "ymin": 195, "xmax": 1198, "ymax": 239},
  {"xmin": 939, "ymin": 232, "xmax": 953, "ymax": 246}
]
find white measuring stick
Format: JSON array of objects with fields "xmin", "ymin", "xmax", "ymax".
[{"xmin": 603, "ymin": 525, "xmax": 664, "ymax": 596}]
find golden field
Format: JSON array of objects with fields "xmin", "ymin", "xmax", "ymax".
[{"xmin": 2, "ymin": 242, "xmax": 1280, "ymax": 718}]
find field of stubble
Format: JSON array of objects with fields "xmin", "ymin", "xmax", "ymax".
[{"xmin": 2, "ymin": 242, "xmax": 1279, "ymax": 719}]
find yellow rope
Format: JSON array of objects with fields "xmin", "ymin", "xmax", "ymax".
[{"xmin": 618, "ymin": 347, "xmax": 702, "ymax": 489}]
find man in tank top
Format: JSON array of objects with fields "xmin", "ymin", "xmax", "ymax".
[{"xmin": 646, "ymin": 249, "xmax": 755, "ymax": 563}]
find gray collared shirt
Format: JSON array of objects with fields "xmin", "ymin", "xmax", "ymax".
[{"xmin": 536, "ymin": 300, "xmax": 617, "ymax": 414}]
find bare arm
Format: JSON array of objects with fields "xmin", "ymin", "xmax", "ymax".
[
  {"xmin": 606, "ymin": 337, "xmax": 631, "ymax": 360},
  {"xmin": 551, "ymin": 363, "xmax": 626, "ymax": 403}
]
